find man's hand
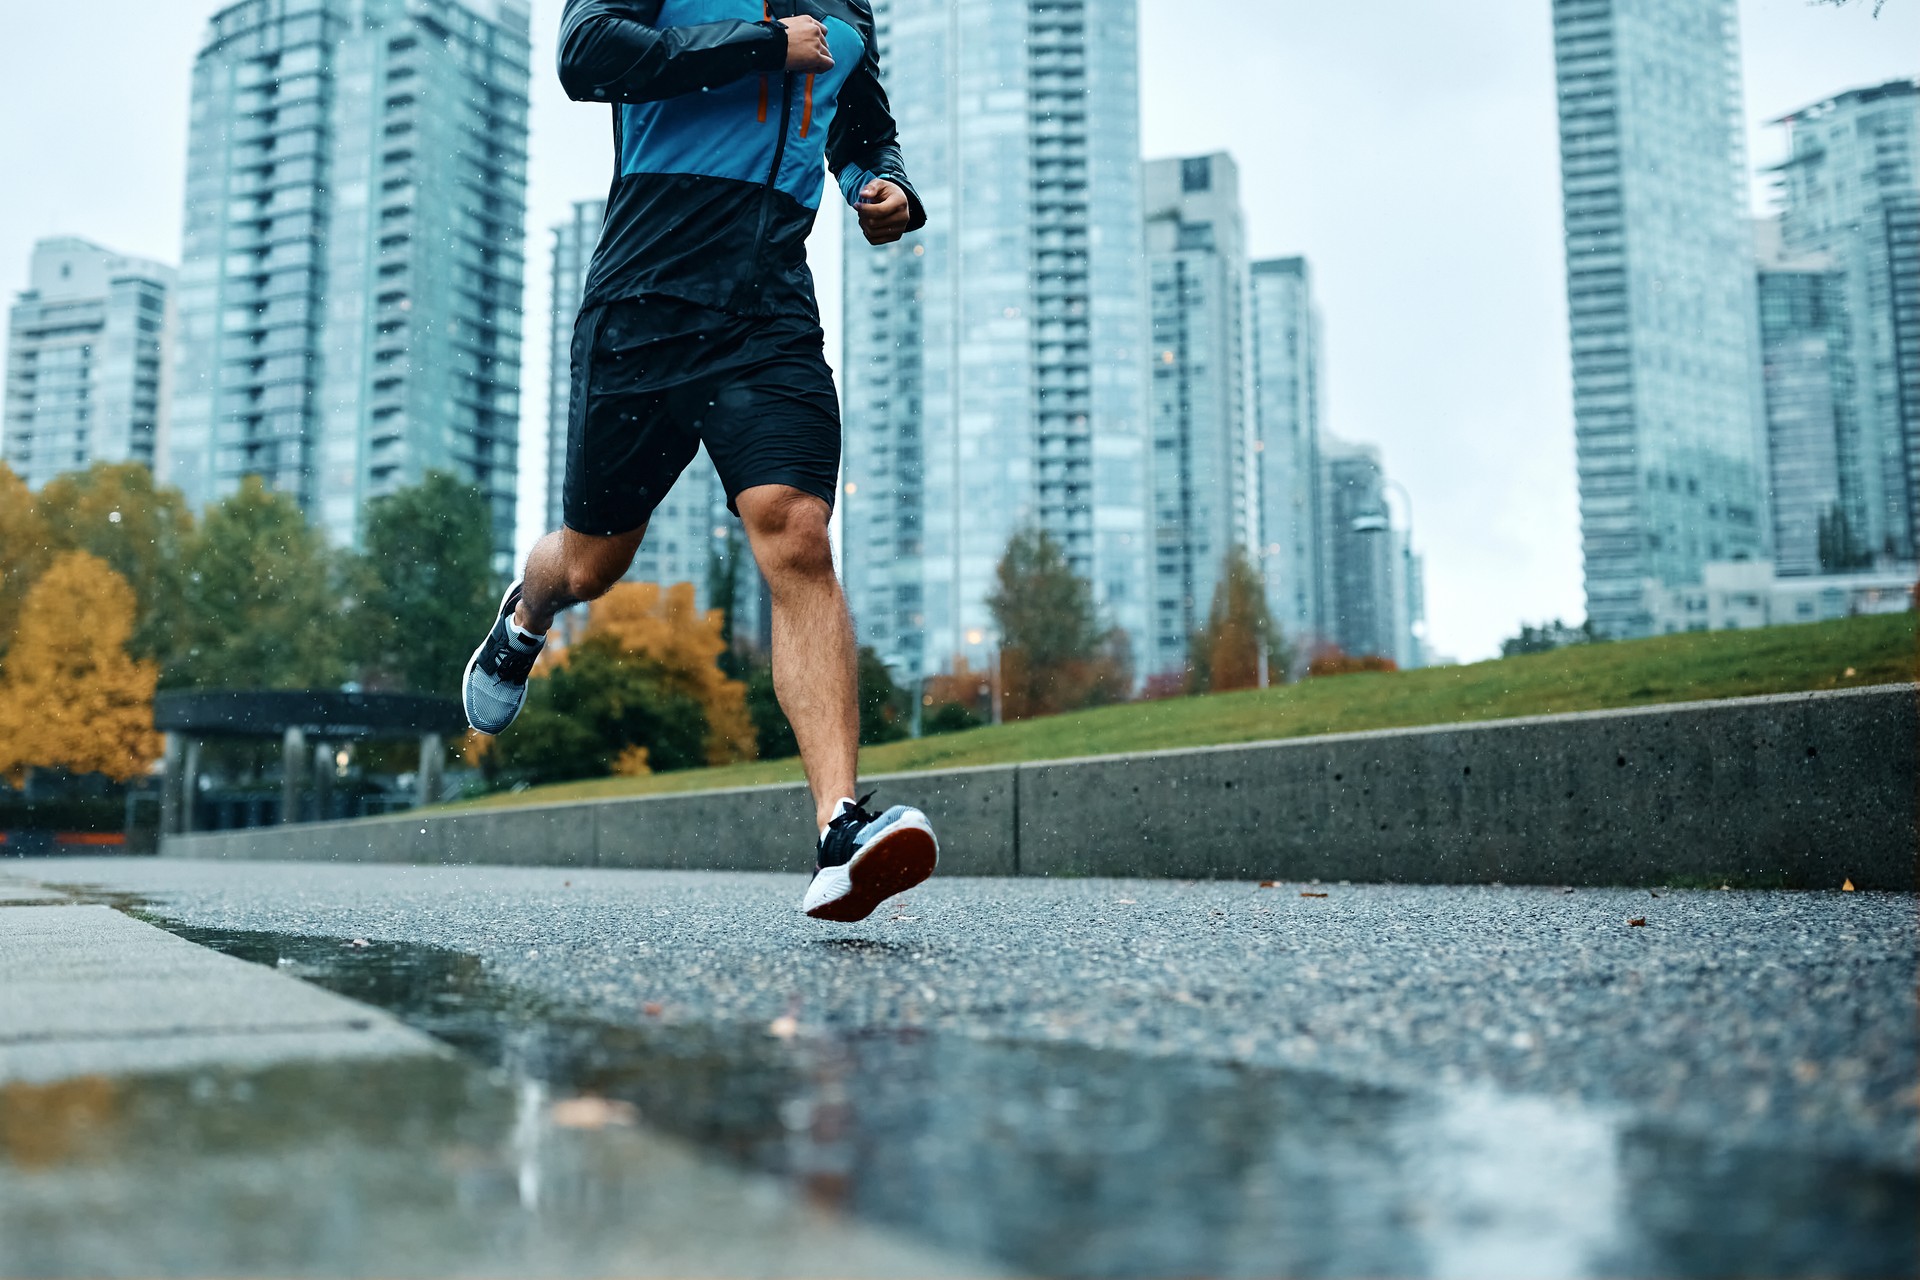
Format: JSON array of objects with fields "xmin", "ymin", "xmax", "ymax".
[
  {"xmin": 779, "ymin": 16, "xmax": 833, "ymax": 73},
  {"xmin": 856, "ymin": 179, "xmax": 912, "ymax": 245}
]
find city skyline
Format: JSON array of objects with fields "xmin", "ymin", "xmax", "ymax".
[{"xmin": 1, "ymin": 0, "xmax": 1914, "ymax": 660}]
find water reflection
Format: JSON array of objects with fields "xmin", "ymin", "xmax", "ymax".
[{"xmin": 8, "ymin": 925, "xmax": 1904, "ymax": 1280}]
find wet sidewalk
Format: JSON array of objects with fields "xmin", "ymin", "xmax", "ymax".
[
  {"xmin": 0, "ymin": 877, "xmax": 996, "ymax": 1278},
  {"xmin": 2, "ymin": 862, "xmax": 1915, "ymax": 1278}
]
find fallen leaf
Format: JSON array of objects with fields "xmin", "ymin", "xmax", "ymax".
[
  {"xmin": 1628, "ymin": 917, "xmax": 1647, "ymax": 927},
  {"xmin": 549, "ymin": 1096, "xmax": 637, "ymax": 1130},
  {"xmin": 767, "ymin": 1014, "xmax": 800, "ymax": 1041},
  {"xmin": 1258, "ymin": 881, "xmax": 1279, "ymax": 889},
  {"xmin": 1843, "ymin": 667, "xmax": 1856, "ymax": 678},
  {"xmin": 642, "ymin": 1002, "xmax": 664, "ymax": 1017},
  {"xmin": 1842, "ymin": 879, "xmax": 1855, "ymax": 892},
  {"xmin": 1300, "ymin": 892, "xmax": 1329, "ymax": 899}
]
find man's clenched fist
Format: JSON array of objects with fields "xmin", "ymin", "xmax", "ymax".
[
  {"xmin": 856, "ymin": 179, "xmax": 911, "ymax": 245},
  {"xmin": 779, "ymin": 16, "xmax": 833, "ymax": 72}
]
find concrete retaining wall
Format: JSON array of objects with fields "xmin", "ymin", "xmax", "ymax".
[{"xmin": 161, "ymin": 685, "xmax": 1918, "ymax": 889}]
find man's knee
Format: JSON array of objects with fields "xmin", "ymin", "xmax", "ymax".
[
  {"xmin": 742, "ymin": 490, "xmax": 834, "ymax": 583},
  {"xmin": 559, "ymin": 528, "xmax": 641, "ymax": 602}
]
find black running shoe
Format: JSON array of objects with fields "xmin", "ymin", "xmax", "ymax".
[
  {"xmin": 462, "ymin": 580, "xmax": 543, "ymax": 735},
  {"xmin": 802, "ymin": 792, "xmax": 939, "ymax": 922}
]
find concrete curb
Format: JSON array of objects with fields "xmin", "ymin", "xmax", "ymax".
[{"xmin": 161, "ymin": 685, "xmax": 1919, "ymax": 889}]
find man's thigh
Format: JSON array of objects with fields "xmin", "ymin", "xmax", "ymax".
[{"xmin": 563, "ymin": 302, "xmax": 706, "ymax": 537}]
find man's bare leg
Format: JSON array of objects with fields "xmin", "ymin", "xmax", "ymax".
[
  {"xmin": 513, "ymin": 524, "xmax": 647, "ymax": 633},
  {"xmin": 736, "ymin": 485, "xmax": 858, "ymax": 831}
]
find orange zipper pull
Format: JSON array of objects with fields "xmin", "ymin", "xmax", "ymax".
[
  {"xmin": 759, "ymin": 1, "xmax": 773, "ymax": 122},
  {"xmin": 799, "ymin": 73, "xmax": 815, "ymax": 138}
]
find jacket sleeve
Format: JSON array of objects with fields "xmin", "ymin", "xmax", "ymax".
[
  {"xmin": 826, "ymin": 44, "xmax": 928, "ymax": 233},
  {"xmin": 558, "ymin": 0, "xmax": 788, "ymax": 105}
]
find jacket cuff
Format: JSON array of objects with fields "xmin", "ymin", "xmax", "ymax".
[
  {"xmin": 838, "ymin": 164, "xmax": 881, "ymax": 208},
  {"xmin": 756, "ymin": 19, "xmax": 788, "ymax": 69}
]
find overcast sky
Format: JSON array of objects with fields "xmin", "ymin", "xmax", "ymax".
[{"xmin": 1, "ymin": 0, "xmax": 1913, "ymax": 661}]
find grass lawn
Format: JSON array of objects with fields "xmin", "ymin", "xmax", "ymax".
[{"xmin": 447, "ymin": 611, "xmax": 1915, "ymax": 812}]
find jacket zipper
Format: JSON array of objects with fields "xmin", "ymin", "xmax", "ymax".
[{"xmin": 751, "ymin": 1, "xmax": 797, "ymax": 288}]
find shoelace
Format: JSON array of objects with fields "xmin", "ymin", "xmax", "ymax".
[
  {"xmin": 485, "ymin": 628, "xmax": 540, "ymax": 683},
  {"xmin": 828, "ymin": 791, "xmax": 880, "ymax": 832}
]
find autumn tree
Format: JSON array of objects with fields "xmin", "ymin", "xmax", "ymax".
[
  {"xmin": 1188, "ymin": 547, "xmax": 1291, "ymax": 693},
  {"xmin": 569, "ymin": 581, "xmax": 756, "ymax": 766},
  {"xmin": 489, "ymin": 635, "xmax": 710, "ymax": 786},
  {"xmin": 167, "ymin": 477, "xmax": 349, "ymax": 690},
  {"xmin": 987, "ymin": 528, "xmax": 1131, "ymax": 719},
  {"xmin": 346, "ymin": 471, "xmax": 498, "ymax": 694},
  {"xmin": 36, "ymin": 462, "xmax": 194, "ymax": 664},
  {"xmin": 0, "ymin": 463, "xmax": 52, "ymax": 659},
  {"xmin": 0, "ymin": 553, "xmax": 162, "ymax": 786}
]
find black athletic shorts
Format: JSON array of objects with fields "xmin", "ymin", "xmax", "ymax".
[{"xmin": 562, "ymin": 295, "xmax": 842, "ymax": 536}]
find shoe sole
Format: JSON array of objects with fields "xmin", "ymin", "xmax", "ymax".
[
  {"xmin": 462, "ymin": 580, "xmax": 526, "ymax": 736},
  {"xmin": 804, "ymin": 819, "xmax": 938, "ymax": 923}
]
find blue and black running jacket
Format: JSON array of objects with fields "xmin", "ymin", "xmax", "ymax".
[{"xmin": 559, "ymin": 0, "xmax": 927, "ymax": 317}]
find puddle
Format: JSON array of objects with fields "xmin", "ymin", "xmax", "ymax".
[{"xmin": 127, "ymin": 925, "xmax": 1913, "ymax": 1280}]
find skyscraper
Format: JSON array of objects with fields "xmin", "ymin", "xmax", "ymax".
[
  {"xmin": 165, "ymin": 0, "xmax": 531, "ymax": 571},
  {"xmin": 545, "ymin": 199, "xmax": 603, "ymax": 536},
  {"xmin": 1249, "ymin": 256, "xmax": 1324, "ymax": 657},
  {"xmin": 841, "ymin": 0, "xmax": 1151, "ymax": 682},
  {"xmin": 1143, "ymin": 152, "xmax": 1253, "ymax": 678},
  {"xmin": 1771, "ymin": 79, "xmax": 1920, "ymax": 565},
  {"xmin": 1320, "ymin": 438, "xmax": 1397, "ymax": 661},
  {"xmin": 1550, "ymin": 0, "xmax": 1768, "ymax": 638},
  {"xmin": 4, "ymin": 238, "xmax": 173, "ymax": 490},
  {"xmin": 1756, "ymin": 222, "xmax": 1860, "ymax": 576}
]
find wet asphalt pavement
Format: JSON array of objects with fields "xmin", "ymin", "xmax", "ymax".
[{"xmin": 5, "ymin": 856, "xmax": 1917, "ymax": 1278}]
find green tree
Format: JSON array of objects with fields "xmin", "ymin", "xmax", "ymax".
[
  {"xmin": 706, "ymin": 523, "xmax": 747, "ymax": 676},
  {"xmin": 348, "ymin": 471, "xmax": 498, "ymax": 693},
  {"xmin": 857, "ymin": 646, "xmax": 909, "ymax": 746},
  {"xmin": 0, "ymin": 463, "xmax": 52, "ymax": 659},
  {"xmin": 987, "ymin": 527, "xmax": 1130, "ymax": 718},
  {"xmin": 1499, "ymin": 618, "xmax": 1598, "ymax": 658},
  {"xmin": 36, "ymin": 462, "xmax": 194, "ymax": 664},
  {"xmin": 491, "ymin": 634, "xmax": 709, "ymax": 786},
  {"xmin": 168, "ymin": 477, "xmax": 349, "ymax": 690},
  {"xmin": 745, "ymin": 661, "xmax": 799, "ymax": 760},
  {"xmin": 1188, "ymin": 547, "xmax": 1291, "ymax": 693}
]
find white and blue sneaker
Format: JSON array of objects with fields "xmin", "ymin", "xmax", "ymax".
[
  {"xmin": 802, "ymin": 793, "xmax": 938, "ymax": 922},
  {"xmin": 462, "ymin": 581, "xmax": 545, "ymax": 735}
]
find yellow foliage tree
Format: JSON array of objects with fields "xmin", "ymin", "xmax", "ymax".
[
  {"xmin": 0, "ymin": 463, "xmax": 52, "ymax": 659},
  {"xmin": 577, "ymin": 582, "xmax": 757, "ymax": 766},
  {"xmin": 0, "ymin": 552, "xmax": 162, "ymax": 786}
]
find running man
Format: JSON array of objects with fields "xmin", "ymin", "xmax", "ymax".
[{"xmin": 462, "ymin": 0, "xmax": 936, "ymax": 922}]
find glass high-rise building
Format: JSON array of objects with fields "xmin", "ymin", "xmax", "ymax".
[
  {"xmin": 840, "ymin": 0, "xmax": 1151, "ymax": 682},
  {"xmin": 1756, "ymin": 222, "xmax": 1860, "ymax": 577},
  {"xmin": 1772, "ymin": 79, "xmax": 1920, "ymax": 565},
  {"xmin": 545, "ymin": 199, "xmax": 603, "ymax": 537},
  {"xmin": 1249, "ymin": 256, "xmax": 1325, "ymax": 657},
  {"xmin": 4, "ymin": 238, "xmax": 173, "ymax": 490},
  {"xmin": 1143, "ymin": 152, "xmax": 1253, "ymax": 679},
  {"xmin": 164, "ymin": 0, "xmax": 530, "ymax": 571},
  {"xmin": 1320, "ymin": 438, "xmax": 1396, "ymax": 661},
  {"xmin": 1550, "ymin": 0, "xmax": 1768, "ymax": 638}
]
